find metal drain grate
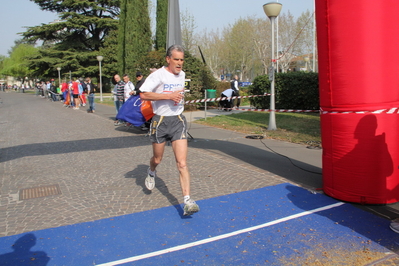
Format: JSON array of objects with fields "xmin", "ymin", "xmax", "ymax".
[{"xmin": 19, "ymin": 184, "xmax": 62, "ymax": 200}]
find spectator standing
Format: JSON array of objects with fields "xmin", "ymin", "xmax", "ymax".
[
  {"xmin": 41, "ymin": 81, "xmax": 47, "ymax": 98},
  {"xmin": 86, "ymin": 77, "xmax": 96, "ymax": 113},
  {"xmin": 61, "ymin": 81, "xmax": 68, "ymax": 104},
  {"xmin": 46, "ymin": 81, "xmax": 51, "ymax": 99},
  {"xmin": 50, "ymin": 81, "xmax": 57, "ymax": 101},
  {"xmin": 135, "ymin": 71, "xmax": 146, "ymax": 92},
  {"xmin": 122, "ymin": 74, "xmax": 135, "ymax": 100},
  {"xmin": 71, "ymin": 79, "xmax": 80, "ymax": 110},
  {"xmin": 79, "ymin": 78, "xmax": 87, "ymax": 107},
  {"xmin": 231, "ymin": 75, "xmax": 240, "ymax": 109},
  {"xmin": 35, "ymin": 82, "xmax": 41, "ymax": 96},
  {"xmin": 113, "ymin": 74, "xmax": 125, "ymax": 125},
  {"xmin": 135, "ymin": 71, "xmax": 150, "ymax": 130}
]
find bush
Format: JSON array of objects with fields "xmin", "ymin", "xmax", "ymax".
[{"xmin": 248, "ymin": 72, "xmax": 319, "ymax": 110}]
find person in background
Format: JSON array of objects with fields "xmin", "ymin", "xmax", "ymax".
[
  {"xmin": 139, "ymin": 44, "xmax": 200, "ymax": 216},
  {"xmin": 35, "ymin": 82, "xmax": 41, "ymax": 96},
  {"xmin": 231, "ymin": 74, "xmax": 240, "ymax": 109},
  {"xmin": 219, "ymin": 87, "xmax": 236, "ymax": 111},
  {"xmin": 122, "ymin": 74, "xmax": 135, "ymax": 100},
  {"xmin": 71, "ymin": 78, "xmax": 80, "ymax": 110},
  {"xmin": 86, "ymin": 77, "xmax": 96, "ymax": 113},
  {"xmin": 134, "ymin": 71, "xmax": 149, "ymax": 131},
  {"xmin": 79, "ymin": 78, "xmax": 87, "ymax": 107},
  {"xmin": 135, "ymin": 71, "xmax": 146, "ymax": 92},
  {"xmin": 61, "ymin": 81, "xmax": 68, "ymax": 105},
  {"xmin": 41, "ymin": 81, "xmax": 47, "ymax": 98},
  {"xmin": 46, "ymin": 80, "xmax": 51, "ymax": 99},
  {"xmin": 113, "ymin": 74, "xmax": 125, "ymax": 125}
]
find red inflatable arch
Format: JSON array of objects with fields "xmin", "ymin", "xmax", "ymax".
[{"xmin": 316, "ymin": 0, "xmax": 399, "ymax": 204}]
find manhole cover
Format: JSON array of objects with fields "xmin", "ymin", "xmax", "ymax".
[{"xmin": 19, "ymin": 184, "xmax": 62, "ymax": 200}]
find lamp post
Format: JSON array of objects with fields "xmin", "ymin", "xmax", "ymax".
[
  {"xmin": 263, "ymin": 2, "xmax": 282, "ymax": 130},
  {"xmin": 56, "ymin": 67, "xmax": 61, "ymax": 88},
  {"xmin": 96, "ymin": 55, "xmax": 104, "ymax": 102}
]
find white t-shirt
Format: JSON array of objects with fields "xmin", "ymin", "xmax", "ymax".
[
  {"xmin": 124, "ymin": 81, "xmax": 135, "ymax": 100},
  {"xmin": 140, "ymin": 67, "xmax": 185, "ymax": 116},
  {"xmin": 222, "ymin": 88, "xmax": 235, "ymax": 98}
]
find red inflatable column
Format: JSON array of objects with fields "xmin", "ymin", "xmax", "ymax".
[{"xmin": 316, "ymin": 0, "xmax": 399, "ymax": 204}]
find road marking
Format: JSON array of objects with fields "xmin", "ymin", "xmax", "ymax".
[{"xmin": 96, "ymin": 202, "xmax": 345, "ymax": 266}]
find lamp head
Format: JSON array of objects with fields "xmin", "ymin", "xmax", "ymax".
[
  {"xmin": 96, "ymin": 55, "xmax": 104, "ymax": 62},
  {"xmin": 56, "ymin": 67, "xmax": 61, "ymax": 71},
  {"xmin": 263, "ymin": 2, "xmax": 282, "ymax": 18}
]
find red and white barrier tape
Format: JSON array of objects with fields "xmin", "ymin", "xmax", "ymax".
[
  {"xmin": 235, "ymin": 108, "xmax": 319, "ymax": 113},
  {"xmin": 320, "ymin": 108, "xmax": 399, "ymax": 114},
  {"xmin": 184, "ymin": 94, "xmax": 270, "ymax": 104}
]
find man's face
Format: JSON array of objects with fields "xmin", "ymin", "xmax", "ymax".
[
  {"xmin": 123, "ymin": 76, "xmax": 129, "ymax": 83},
  {"xmin": 114, "ymin": 75, "xmax": 121, "ymax": 82},
  {"xmin": 136, "ymin": 75, "xmax": 142, "ymax": 81},
  {"xmin": 166, "ymin": 50, "xmax": 184, "ymax": 75}
]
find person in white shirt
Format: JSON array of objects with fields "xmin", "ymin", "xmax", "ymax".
[
  {"xmin": 231, "ymin": 75, "xmax": 240, "ymax": 109},
  {"xmin": 122, "ymin": 74, "xmax": 135, "ymax": 100},
  {"xmin": 139, "ymin": 45, "xmax": 199, "ymax": 216},
  {"xmin": 219, "ymin": 88, "xmax": 236, "ymax": 111}
]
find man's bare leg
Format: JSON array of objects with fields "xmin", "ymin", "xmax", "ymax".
[
  {"xmin": 172, "ymin": 139, "xmax": 190, "ymax": 196},
  {"xmin": 145, "ymin": 142, "xmax": 166, "ymax": 190},
  {"xmin": 150, "ymin": 142, "xmax": 166, "ymax": 171},
  {"xmin": 172, "ymin": 139, "xmax": 199, "ymax": 215}
]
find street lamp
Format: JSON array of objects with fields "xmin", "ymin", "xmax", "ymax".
[
  {"xmin": 263, "ymin": 2, "xmax": 282, "ymax": 130},
  {"xmin": 56, "ymin": 67, "xmax": 61, "ymax": 88},
  {"xmin": 96, "ymin": 55, "xmax": 104, "ymax": 102}
]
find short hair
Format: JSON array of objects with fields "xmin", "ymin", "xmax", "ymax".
[
  {"xmin": 166, "ymin": 45, "xmax": 185, "ymax": 57},
  {"xmin": 123, "ymin": 74, "xmax": 129, "ymax": 78}
]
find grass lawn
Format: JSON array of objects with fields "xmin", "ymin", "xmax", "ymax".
[{"xmin": 194, "ymin": 111, "xmax": 321, "ymax": 147}]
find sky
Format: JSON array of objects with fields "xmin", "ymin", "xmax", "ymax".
[{"xmin": 0, "ymin": 0, "xmax": 314, "ymax": 57}]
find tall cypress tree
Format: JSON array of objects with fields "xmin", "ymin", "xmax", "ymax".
[
  {"xmin": 118, "ymin": 0, "xmax": 152, "ymax": 75},
  {"xmin": 155, "ymin": 0, "xmax": 168, "ymax": 51},
  {"xmin": 117, "ymin": 0, "xmax": 127, "ymax": 75}
]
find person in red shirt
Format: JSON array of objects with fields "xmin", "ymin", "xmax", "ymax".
[
  {"xmin": 71, "ymin": 79, "xmax": 80, "ymax": 110},
  {"xmin": 61, "ymin": 82, "xmax": 68, "ymax": 104}
]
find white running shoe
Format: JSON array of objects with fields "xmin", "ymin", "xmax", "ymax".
[
  {"xmin": 183, "ymin": 198, "xmax": 200, "ymax": 216},
  {"xmin": 145, "ymin": 169, "xmax": 156, "ymax": 190}
]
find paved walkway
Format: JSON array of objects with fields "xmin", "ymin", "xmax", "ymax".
[
  {"xmin": 0, "ymin": 92, "xmax": 315, "ymax": 236},
  {"xmin": 0, "ymin": 91, "xmax": 398, "ymax": 265}
]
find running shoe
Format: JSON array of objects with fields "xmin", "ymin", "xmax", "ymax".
[
  {"xmin": 183, "ymin": 198, "xmax": 200, "ymax": 216},
  {"xmin": 145, "ymin": 169, "xmax": 156, "ymax": 190}
]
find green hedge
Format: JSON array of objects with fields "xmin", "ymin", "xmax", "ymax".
[{"xmin": 248, "ymin": 72, "xmax": 319, "ymax": 110}]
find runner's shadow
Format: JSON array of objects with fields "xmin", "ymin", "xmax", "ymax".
[
  {"xmin": 0, "ymin": 233, "xmax": 50, "ymax": 266},
  {"xmin": 125, "ymin": 165, "xmax": 183, "ymax": 216}
]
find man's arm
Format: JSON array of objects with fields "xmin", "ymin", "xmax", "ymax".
[{"xmin": 140, "ymin": 90, "xmax": 184, "ymax": 103}]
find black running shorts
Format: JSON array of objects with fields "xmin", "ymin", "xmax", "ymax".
[{"xmin": 149, "ymin": 114, "xmax": 188, "ymax": 143}]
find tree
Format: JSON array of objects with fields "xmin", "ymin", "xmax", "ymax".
[
  {"xmin": 1, "ymin": 44, "xmax": 39, "ymax": 82},
  {"xmin": 118, "ymin": 0, "xmax": 152, "ymax": 75},
  {"xmin": 252, "ymin": 18, "xmax": 271, "ymax": 76},
  {"xmin": 155, "ymin": 0, "xmax": 168, "ymax": 50},
  {"xmin": 22, "ymin": 0, "xmax": 120, "ymax": 78},
  {"xmin": 278, "ymin": 11, "xmax": 307, "ymax": 72},
  {"xmin": 181, "ymin": 8, "xmax": 197, "ymax": 56}
]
